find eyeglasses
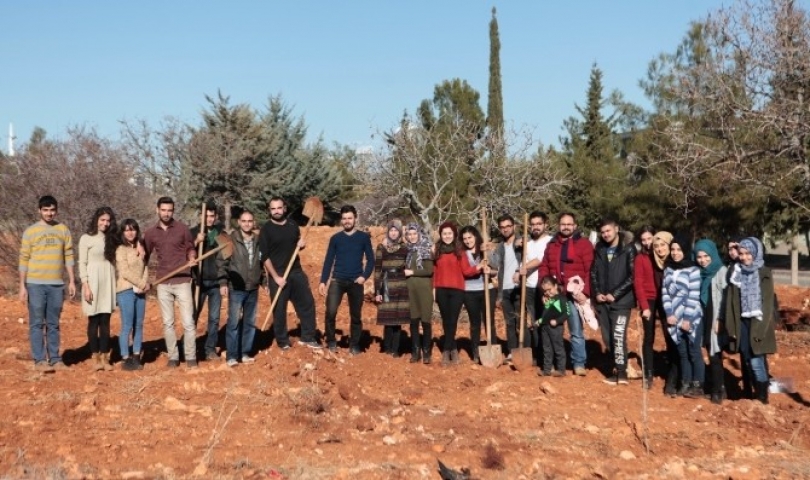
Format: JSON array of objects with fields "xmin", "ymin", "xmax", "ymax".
[{"xmin": 498, "ymin": 224, "xmax": 513, "ymax": 230}]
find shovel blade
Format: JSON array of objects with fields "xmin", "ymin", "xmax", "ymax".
[
  {"xmin": 478, "ymin": 345, "xmax": 503, "ymax": 369},
  {"xmin": 511, "ymin": 348, "xmax": 534, "ymax": 370}
]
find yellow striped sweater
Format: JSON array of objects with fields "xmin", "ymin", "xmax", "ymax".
[{"xmin": 18, "ymin": 222, "xmax": 74, "ymax": 285}]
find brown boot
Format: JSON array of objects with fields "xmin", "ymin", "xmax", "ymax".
[
  {"xmin": 100, "ymin": 353, "xmax": 113, "ymax": 371},
  {"xmin": 92, "ymin": 353, "xmax": 103, "ymax": 371}
]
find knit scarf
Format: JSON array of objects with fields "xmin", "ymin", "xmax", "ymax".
[
  {"xmin": 693, "ymin": 238, "xmax": 723, "ymax": 305},
  {"xmin": 405, "ymin": 223, "xmax": 432, "ymax": 270},
  {"xmin": 729, "ymin": 237, "xmax": 764, "ymax": 321}
]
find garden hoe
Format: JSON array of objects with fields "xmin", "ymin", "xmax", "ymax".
[{"xmin": 477, "ymin": 209, "xmax": 503, "ymax": 369}]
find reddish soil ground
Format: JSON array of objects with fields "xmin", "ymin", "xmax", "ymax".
[{"xmin": 0, "ymin": 226, "xmax": 808, "ymax": 479}]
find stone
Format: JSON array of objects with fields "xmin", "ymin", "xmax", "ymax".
[{"xmin": 619, "ymin": 450, "xmax": 636, "ymax": 460}]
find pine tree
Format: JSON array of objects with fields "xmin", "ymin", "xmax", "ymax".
[{"xmin": 487, "ymin": 7, "xmax": 504, "ymax": 145}]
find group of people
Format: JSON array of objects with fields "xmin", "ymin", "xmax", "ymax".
[{"xmin": 19, "ymin": 195, "xmax": 778, "ymax": 405}]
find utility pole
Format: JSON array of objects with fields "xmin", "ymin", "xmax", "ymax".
[{"xmin": 7, "ymin": 123, "xmax": 15, "ymax": 156}]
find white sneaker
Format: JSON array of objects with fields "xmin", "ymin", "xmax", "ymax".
[
  {"xmin": 241, "ymin": 356, "xmax": 255, "ymax": 364},
  {"xmin": 227, "ymin": 359, "xmax": 238, "ymax": 367}
]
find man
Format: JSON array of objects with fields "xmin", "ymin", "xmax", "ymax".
[
  {"xmin": 144, "ymin": 197, "xmax": 198, "ymax": 368},
  {"xmin": 538, "ymin": 212, "xmax": 594, "ymax": 376},
  {"xmin": 518, "ymin": 211, "xmax": 553, "ymax": 366},
  {"xmin": 493, "ymin": 214, "xmax": 529, "ymax": 361},
  {"xmin": 318, "ymin": 205, "xmax": 374, "ymax": 354},
  {"xmin": 218, "ymin": 210, "xmax": 263, "ymax": 366},
  {"xmin": 19, "ymin": 195, "xmax": 76, "ymax": 372},
  {"xmin": 190, "ymin": 202, "xmax": 226, "ymax": 360},
  {"xmin": 259, "ymin": 196, "xmax": 320, "ymax": 350},
  {"xmin": 590, "ymin": 217, "xmax": 636, "ymax": 385}
]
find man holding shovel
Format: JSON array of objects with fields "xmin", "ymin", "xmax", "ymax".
[
  {"xmin": 491, "ymin": 214, "xmax": 529, "ymax": 362},
  {"xmin": 190, "ymin": 202, "xmax": 226, "ymax": 361},
  {"xmin": 144, "ymin": 197, "xmax": 198, "ymax": 369},
  {"xmin": 259, "ymin": 196, "xmax": 320, "ymax": 350}
]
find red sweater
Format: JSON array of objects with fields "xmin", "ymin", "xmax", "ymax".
[
  {"xmin": 433, "ymin": 251, "xmax": 465, "ymax": 290},
  {"xmin": 538, "ymin": 233, "xmax": 594, "ymax": 297},
  {"xmin": 633, "ymin": 252, "xmax": 658, "ymax": 310}
]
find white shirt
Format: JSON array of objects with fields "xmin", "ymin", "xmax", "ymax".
[
  {"xmin": 502, "ymin": 242, "xmax": 518, "ymax": 290},
  {"xmin": 526, "ymin": 235, "xmax": 552, "ymax": 288}
]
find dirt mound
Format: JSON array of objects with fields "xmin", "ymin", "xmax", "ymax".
[{"xmin": 1, "ymin": 226, "xmax": 808, "ymax": 479}]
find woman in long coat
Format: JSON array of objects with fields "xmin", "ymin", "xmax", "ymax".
[{"xmin": 374, "ymin": 220, "xmax": 410, "ymax": 357}]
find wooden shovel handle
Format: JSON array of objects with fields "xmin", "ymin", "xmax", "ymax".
[
  {"xmin": 154, "ymin": 243, "xmax": 226, "ymax": 285},
  {"xmin": 519, "ymin": 213, "xmax": 529, "ymax": 343}
]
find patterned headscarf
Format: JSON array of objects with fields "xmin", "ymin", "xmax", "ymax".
[
  {"xmin": 383, "ymin": 219, "xmax": 403, "ymax": 252},
  {"xmin": 405, "ymin": 222, "xmax": 433, "ymax": 270},
  {"xmin": 730, "ymin": 237, "xmax": 765, "ymax": 320},
  {"xmin": 693, "ymin": 238, "xmax": 723, "ymax": 305},
  {"xmin": 652, "ymin": 231, "xmax": 674, "ymax": 269}
]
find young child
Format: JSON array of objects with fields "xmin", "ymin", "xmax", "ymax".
[{"xmin": 538, "ymin": 276, "xmax": 569, "ymax": 376}]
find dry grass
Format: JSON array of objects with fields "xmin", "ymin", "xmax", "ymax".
[{"xmin": 481, "ymin": 442, "xmax": 506, "ymax": 470}]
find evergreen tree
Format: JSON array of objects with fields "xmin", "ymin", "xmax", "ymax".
[{"xmin": 487, "ymin": 7, "xmax": 504, "ymax": 144}]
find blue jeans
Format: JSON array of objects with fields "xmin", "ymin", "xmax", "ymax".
[
  {"xmin": 226, "ymin": 288, "xmax": 258, "ymax": 361},
  {"xmin": 27, "ymin": 283, "xmax": 64, "ymax": 364},
  {"xmin": 566, "ymin": 299, "xmax": 587, "ymax": 369},
  {"xmin": 198, "ymin": 280, "xmax": 222, "ymax": 355},
  {"xmin": 117, "ymin": 288, "xmax": 146, "ymax": 356},
  {"xmin": 676, "ymin": 326, "xmax": 705, "ymax": 384},
  {"xmin": 739, "ymin": 317, "xmax": 769, "ymax": 382}
]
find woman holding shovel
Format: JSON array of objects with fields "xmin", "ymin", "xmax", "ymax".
[
  {"xmin": 404, "ymin": 223, "xmax": 434, "ymax": 364},
  {"xmin": 459, "ymin": 225, "xmax": 497, "ymax": 364},
  {"xmin": 433, "ymin": 221, "xmax": 466, "ymax": 366},
  {"xmin": 373, "ymin": 220, "xmax": 410, "ymax": 357}
]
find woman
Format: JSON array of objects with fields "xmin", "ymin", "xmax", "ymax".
[
  {"xmin": 725, "ymin": 237, "xmax": 776, "ymax": 404},
  {"xmin": 433, "ymin": 221, "xmax": 466, "ymax": 366},
  {"xmin": 78, "ymin": 207, "xmax": 118, "ymax": 371},
  {"xmin": 116, "ymin": 219, "xmax": 150, "ymax": 371},
  {"xmin": 661, "ymin": 237, "xmax": 703, "ymax": 397},
  {"xmin": 632, "ymin": 226, "xmax": 662, "ymax": 389},
  {"xmin": 693, "ymin": 239, "xmax": 727, "ymax": 404},
  {"xmin": 459, "ymin": 225, "xmax": 496, "ymax": 364},
  {"xmin": 374, "ymin": 220, "xmax": 410, "ymax": 357},
  {"xmin": 404, "ymin": 223, "xmax": 434, "ymax": 364}
]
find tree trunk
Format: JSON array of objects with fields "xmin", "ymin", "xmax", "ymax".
[{"xmin": 791, "ymin": 234, "xmax": 799, "ymax": 286}]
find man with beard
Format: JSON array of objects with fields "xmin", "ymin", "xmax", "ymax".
[
  {"xmin": 259, "ymin": 197, "xmax": 321, "ymax": 350},
  {"xmin": 538, "ymin": 212, "xmax": 594, "ymax": 375},
  {"xmin": 190, "ymin": 202, "xmax": 226, "ymax": 361},
  {"xmin": 518, "ymin": 211, "xmax": 552, "ymax": 366},
  {"xmin": 590, "ymin": 217, "xmax": 636, "ymax": 385},
  {"xmin": 143, "ymin": 197, "xmax": 198, "ymax": 368},
  {"xmin": 318, "ymin": 205, "xmax": 374, "ymax": 354},
  {"xmin": 491, "ymin": 214, "xmax": 527, "ymax": 362}
]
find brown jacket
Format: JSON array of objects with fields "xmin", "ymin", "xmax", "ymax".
[
  {"xmin": 724, "ymin": 266, "xmax": 777, "ymax": 356},
  {"xmin": 115, "ymin": 244, "xmax": 149, "ymax": 293}
]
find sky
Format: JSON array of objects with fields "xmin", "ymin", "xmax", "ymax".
[{"xmin": 2, "ymin": 1, "xmax": 732, "ymax": 155}]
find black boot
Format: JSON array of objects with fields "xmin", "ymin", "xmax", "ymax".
[
  {"xmin": 742, "ymin": 364, "xmax": 754, "ymax": 399},
  {"xmin": 684, "ymin": 381, "xmax": 704, "ymax": 399},
  {"xmin": 643, "ymin": 374, "xmax": 654, "ymax": 390},
  {"xmin": 410, "ymin": 321, "xmax": 421, "ymax": 362},
  {"xmin": 664, "ymin": 366, "xmax": 679, "ymax": 397},
  {"xmin": 755, "ymin": 381, "xmax": 770, "ymax": 404},
  {"xmin": 422, "ymin": 323, "xmax": 432, "ymax": 364}
]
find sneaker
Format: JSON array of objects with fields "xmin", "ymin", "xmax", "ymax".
[
  {"xmin": 227, "ymin": 359, "xmax": 238, "ymax": 368},
  {"xmin": 51, "ymin": 361, "xmax": 69, "ymax": 371},
  {"xmin": 603, "ymin": 376, "xmax": 618, "ymax": 385},
  {"xmin": 122, "ymin": 357, "xmax": 139, "ymax": 372},
  {"xmin": 35, "ymin": 361, "xmax": 55, "ymax": 373},
  {"xmin": 205, "ymin": 351, "xmax": 220, "ymax": 361},
  {"xmin": 552, "ymin": 370, "xmax": 566, "ymax": 377},
  {"xmin": 349, "ymin": 347, "xmax": 361, "ymax": 356},
  {"xmin": 574, "ymin": 367, "xmax": 587, "ymax": 376},
  {"xmin": 617, "ymin": 372, "xmax": 629, "ymax": 385},
  {"xmin": 241, "ymin": 356, "xmax": 255, "ymax": 364},
  {"xmin": 299, "ymin": 341, "xmax": 322, "ymax": 349},
  {"xmin": 538, "ymin": 369, "xmax": 552, "ymax": 377},
  {"xmin": 187, "ymin": 360, "xmax": 198, "ymax": 369},
  {"xmin": 328, "ymin": 343, "xmax": 338, "ymax": 353},
  {"xmin": 167, "ymin": 359, "xmax": 180, "ymax": 368},
  {"xmin": 279, "ymin": 344, "xmax": 291, "ymax": 351}
]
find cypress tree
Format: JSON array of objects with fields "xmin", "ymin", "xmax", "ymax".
[{"xmin": 487, "ymin": 7, "xmax": 504, "ymax": 143}]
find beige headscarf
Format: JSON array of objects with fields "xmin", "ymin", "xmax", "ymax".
[{"xmin": 652, "ymin": 231, "xmax": 674, "ymax": 269}]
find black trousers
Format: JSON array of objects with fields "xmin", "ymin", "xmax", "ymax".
[
  {"xmin": 541, "ymin": 323, "xmax": 566, "ymax": 372},
  {"xmin": 435, "ymin": 287, "xmax": 464, "ymax": 351},
  {"xmin": 463, "ymin": 289, "xmax": 497, "ymax": 357},
  {"xmin": 269, "ymin": 269, "xmax": 318, "ymax": 345},
  {"xmin": 410, "ymin": 319, "xmax": 433, "ymax": 355},
  {"xmin": 640, "ymin": 298, "xmax": 661, "ymax": 378},
  {"xmin": 88, "ymin": 313, "xmax": 111, "ymax": 354},
  {"xmin": 324, "ymin": 279, "xmax": 363, "ymax": 348},
  {"xmin": 596, "ymin": 305, "xmax": 630, "ymax": 374}
]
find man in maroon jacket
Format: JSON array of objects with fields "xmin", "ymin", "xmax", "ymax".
[{"xmin": 538, "ymin": 212, "xmax": 594, "ymax": 375}]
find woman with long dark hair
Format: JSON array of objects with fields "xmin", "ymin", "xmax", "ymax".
[
  {"xmin": 725, "ymin": 237, "xmax": 776, "ymax": 404},
  {"xmin": 433, "ymin": 221, "xmax": 466, "ymax": 366},
  {"xmin": 633, "ymin": 226, "xmax": 660, "ymax": 388},
  {"xmin": 115, "ymin": 219, "xmax": 150, "ymax": 371},
  {"xmin": 459, "ymin": 225, "xmax": 496, "ymax": 363},
  {"xmin": 661, "ymin": 237, "xmax": 703, "ymax": 397},
  {"xmin": 78, "ymin": 207, "xmax": 118, "ymax": 371}
]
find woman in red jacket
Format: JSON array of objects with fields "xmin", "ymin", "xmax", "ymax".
[
  {"xmin": 633, "ymin": 226, "xmax": 658, "ymax": 388},
  {"xmin": 433, "ymin": 221, "xmax": 466, "ymax": 366}
]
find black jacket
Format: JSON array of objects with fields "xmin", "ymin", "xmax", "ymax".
[
  {"xmin": 191, "ymin": 223, "xmax": 226, "ymax": 282},
  {"xmin": 216, "ymin": 230, "xmax": 264, "ymax": 291},
  {"xmin": 590, "ymin": 237, "xmax": 636, "ymax": 310}
]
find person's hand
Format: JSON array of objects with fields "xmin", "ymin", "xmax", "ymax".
[
  {"xmin": 667, "ymin": 316, "xmax": 677, "ymax": 326},
  {"xmin": 318, "ymin": 283, "xmax": 327, "ymax": 296},
  {"xmin": 514, "ymin": 237, "xmax": 523, "ymax": 248},
  {"xmin": 82, "ymin": 283, "xmax": 93, "ymax": 304},
  {"xmin": 512, "ymin": 272, "xmax": 520, "ymax": 284},
  {"xmin": 142, "ymin": 283, "xmax": 151, "ymax": 294},
  {"xmin": 67, "ymin": 282, "xmax": 76, "ymax": 299},
  {"xmin": 404, "ymin": 269, "xmax": 413, "ymax": 277},
  {"xmin": 680, "ymin": 320, "xmax": 691, "ymax": 331},
  {"xmin": 605, "ymin": 294, "xmax": 615, "ymax": 303},
  {"xmin": 136, "ymin": 242, "xmax": 146, "ymax": 258},
  {"xmin": 519, "ymin": 265, "xmax": 528, "ymax": 276},
  {"xmin": 355, "ymin": 276, "xmax": 366, "ymax": 285},
  {"xmin": 641, "ymin": 309, "xmax": 651, "ymax": 320},
  {"xmin": 196, "ymin": 231, "xmax": 205, "ymax": 244},
  {"xmin": 375, "ymin": 294, "xmax": 383, "ymax": 303},
  {"xmin": 298, "ymin": 239, "xmax": 306, "ymax": 249},
  {"xmin": 18, "ymin": 284, "xmax": 27, "ymax": 303},
  {"xmin": 274, "ymin": 276, "xmax": 286, "ymax": 289},
  {"xmin": 573, "ymin": 292, "xmax": 587, "ymax": 304},
  {"xmin": 219, "ymin": 285, "xmax": 228, "ymax": 297},
  {"xmin": 482, "ymin": 265, "xmax": 491, "ymax": 275},
  {"xmin": 550, "ymin": 319, "xmax": 557, "ymax": 327},
  {"xmin": 596, "ymin": 294, "xmax": 607, "ymax": 303}
]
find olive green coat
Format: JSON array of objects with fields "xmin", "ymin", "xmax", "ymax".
[{"xmin": 724, "ymin": 266, "xmax": 777, "ymax": 356}]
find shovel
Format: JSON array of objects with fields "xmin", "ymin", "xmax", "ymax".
[
  {"xmin": 511, "ymin": 213, "xmax": 534, "ymax": 370},
  {"xmin": 477, "ymin": 209, "xmax": 503, "ymax": 368}
]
